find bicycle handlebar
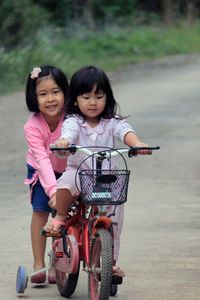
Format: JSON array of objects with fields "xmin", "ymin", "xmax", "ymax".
[{"xmin": 50, "ymin": 144, "xmax": 160, "ymax": 158}]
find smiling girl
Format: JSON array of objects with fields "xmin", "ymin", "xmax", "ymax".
[{"xmin": 24, "ymin": 65, "xmax": 69, "ymax": 283}]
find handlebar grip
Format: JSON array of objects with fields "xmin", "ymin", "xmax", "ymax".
[
  {"xmin": 128, "ymin": 146, "xmax": 160, "ymax": 157},
  {"xmin": 129, "ymin": 146, "xmax": 160, "ymax": 151},
  {"xmin": 50, "ymin": 144, "xmax": 77, "ymax": 154}
]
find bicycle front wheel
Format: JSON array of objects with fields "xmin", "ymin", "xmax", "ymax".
[{"xmin": 88, "ymin": 229, "xmax": 113, "ymax": 300}]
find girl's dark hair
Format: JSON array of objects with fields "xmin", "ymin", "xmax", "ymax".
[
  {"xmin": 26, "ymin": 65, "xmax": 69, "ymax": 112},
  {"xmin": 66, "ymin": 65, "xmax": 120, "ymax": 119}
]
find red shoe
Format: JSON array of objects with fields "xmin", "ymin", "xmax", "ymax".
[
  {"xmin": 30, "ymin": 272, "xmax": 46, "ymax": 284},
  {"xmin": 48, "ymin": 275, "xmax": 56, "ymax": 284}
]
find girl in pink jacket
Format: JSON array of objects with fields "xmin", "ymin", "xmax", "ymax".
[{"xmin": 24, "ymin": 65, "xmax": 68, "ymax": 283}]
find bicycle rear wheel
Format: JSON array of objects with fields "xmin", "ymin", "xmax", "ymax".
[
  {"xmin": 55, "ymin": 262, "xmax": 80, "ymax": 297},
  {"xmin": 55, "ymin": 234, "xmax": 80, "ymax": 297},
  {"xmin": 88, "ymin": 229, "xmax": 113, "ymax": 300}
]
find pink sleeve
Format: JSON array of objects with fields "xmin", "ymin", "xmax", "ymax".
[{"xmin": 24, "ymin": 123, "xmax": 57, "ymax": 198}]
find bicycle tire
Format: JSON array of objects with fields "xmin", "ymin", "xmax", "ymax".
[
  {"xmin": 110, "ymin": 284, "xmax": 118, "ymax": 296},
  {"xmin": 88, "ymin": 229, "xmax": 113, "ymax": 300},
  {"xmin": 55, "ymin": 262, "xmax": 80, "ymax": 297}
]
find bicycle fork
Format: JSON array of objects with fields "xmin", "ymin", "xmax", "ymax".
[{"xmin": 83, "ymin": 209, "xmax": 114, "ymax": 274}]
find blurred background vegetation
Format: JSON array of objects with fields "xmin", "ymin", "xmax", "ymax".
[{"xmin": 0, "ymin": 0, "xmax": 200, "ymax": 95}]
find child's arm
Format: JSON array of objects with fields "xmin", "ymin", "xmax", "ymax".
[
  {"xmin": 24, "ymin": 120, "xmax": 58, "ymax": 198},
  {"xmin": 124, "ymin": 131, "xmax": 152, "ymax": 155},
  {"xmin": 48, "ymin": 138, "xmax": 70, "ymax": 209}
]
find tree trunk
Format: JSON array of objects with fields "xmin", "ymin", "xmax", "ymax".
[
  {"xmin": 186, "ymin": 0, "xmax": 198, "ymax": 23},
  {"xmin": 162, "ymin": 0, "xmax": 173, "ymax": 24},
  {"xmin": 84, "ymin": 0, "xmax": 94, "ymax": 29}
]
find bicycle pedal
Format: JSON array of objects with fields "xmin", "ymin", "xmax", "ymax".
[
  {"xmin": 98, "ymin": 274, "xmax": 122, "ymax": 285},
  {"xmin": 41, "ymin": 226, "xmax": 62, "ymax": 237},
  {"xmin": 111, "ymin": 222, "xmax": 118, "ymax": 226},
  {"xmin": 112, "ymin": 276, "xmax": 123, "ymax": 285}
]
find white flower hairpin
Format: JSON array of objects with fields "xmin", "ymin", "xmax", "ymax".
[{"xmin": 30, "ymin": 67, "xmax": 42, "ymax": 79}]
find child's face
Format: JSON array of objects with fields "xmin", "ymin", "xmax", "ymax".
[
  {"xmin": 36, "ymin": 76, "xmax": 64, "ymax": 121},
  {"xmin": 75, "ymin": 84, "xmax": 106, "ymax": 124}
]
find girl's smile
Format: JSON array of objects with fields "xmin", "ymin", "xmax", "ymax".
[{"xmin": 46, "ymin": 104, "xmax": 58, "ymax": 111}]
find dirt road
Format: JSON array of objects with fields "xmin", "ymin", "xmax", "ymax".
[{"xmin": 1, "ymin": 54, "xmax": 200, "ymax": 300}]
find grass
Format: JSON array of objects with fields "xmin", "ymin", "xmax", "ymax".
[{"xmin": 1, "ymin": 20, "xmax": 200, "ymax": 96}]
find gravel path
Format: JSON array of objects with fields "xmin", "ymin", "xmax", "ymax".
[{"xmin": 1, "ymin": 54, "xmax": 200, "ymax": 299}]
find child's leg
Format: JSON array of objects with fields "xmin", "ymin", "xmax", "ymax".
[
  {"xmin": 45, "ymin": 169, "xmax": 80, "ymax": 232},
  {"xmin": 45, "ymin": 188, "xmax": 74, "ymax": 232},
  {"xmin": 31, "ymin": 210, "xmax": 49, "ymax": 271},
  {"xmin": 106, "ymin": 204, "xmax": 124, "ymax": 262},
  {"xmin": 106, "ymin": 204, "xmax": 125, "ymax": 278},
  {"xmin": 56, "ymin": 188, "xmax": 74, "ymax": 220}
]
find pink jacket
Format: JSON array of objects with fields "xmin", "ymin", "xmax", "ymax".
[{"xmin": 24, "ymin": 112, "xmax": 67, "ymax": 198}]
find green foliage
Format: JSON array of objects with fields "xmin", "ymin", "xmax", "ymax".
[
  {"xmin": 1, "ymin": 1, "xmax": 200, "ymax": 95},
  {"xmin": 1, "ymin": 21, "xmax": 200, "ymax": 95},
  {"xmin": 92, "ymin": 0, "xmax": 137, "ymax": 23},
  {"xmin": 34, "ymin": 0, "xmax": 137, "ymax": 26},
  {"xmin": 1, "ymin": 0, "xmax": 199, "ymax": 50},
  {"xmin": 0, "ymin": 0, "xmax": 48, "ymax": 48},
  {"xmin": 34, "ymin": 0, "xmax": 74, "ymax": 26}
]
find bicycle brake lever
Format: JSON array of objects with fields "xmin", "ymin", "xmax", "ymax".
[
  {"xmin": 70, "ymin": 144, "xmax": 77, "ymax": 155},
  {"xmin": 128, "ymin": 147, "xmax": 136, "ymax": 158}
]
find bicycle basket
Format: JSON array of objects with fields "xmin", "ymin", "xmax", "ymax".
[{"xmin": 79, "ymin": 169, "xmax": 130, "ymax": 206}]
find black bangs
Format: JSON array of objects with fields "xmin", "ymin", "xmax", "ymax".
[
  {"xmin": 39, "ymin": 66, "xmax": 51, "ymax": 77},
  {"xmin": 75, "ymin": 67, "xmax": 107, "ymax": 96}
]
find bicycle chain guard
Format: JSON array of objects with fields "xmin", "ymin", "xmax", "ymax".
[{"xmin": 54, "ymin": 234, "xmax": 79, "ymax": 274}]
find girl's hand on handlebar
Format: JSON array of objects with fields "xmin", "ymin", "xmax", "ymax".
[
  {"xmin": 134, "ymin": 143, "xmax": 152, "ymax": 156},
  {"xmin": 55, "ymin": 138, "xmax": 70, "ymax": 156}
]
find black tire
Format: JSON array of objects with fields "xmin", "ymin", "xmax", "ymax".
[
  {"xmin": 88, "ymin": 229, "xmax": 113, "ymax": 300},
  {"xmin": 55, "ymin": 262, "xmax": 80, "ymax": 298},
  {"xmin": 110, "ymin": 284, "xmax": 118, "ymax": 296}
]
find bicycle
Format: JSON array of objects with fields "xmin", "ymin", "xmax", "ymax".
[{"xmin": 16, "ymin": 145, "xmax": 159, "ymax": 300}]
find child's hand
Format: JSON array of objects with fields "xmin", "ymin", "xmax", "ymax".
[
  {"xmin": 135, "ymin": 143, "xmax": 152, "ymax": 156},
  {"xmin": 55, "ymin": 138, "xmax": 70, "ymax": 156},
  {"xmin": 48, "ymin": 193, "xmax": 56, "ymax": 210}
]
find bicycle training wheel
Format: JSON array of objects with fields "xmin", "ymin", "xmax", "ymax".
[
  {"xmin": 16, "ymin": 265, "xmax": 28, "ymax": 293},
  {"xmin": 88, "ymin": 229, "xmax": 113, "ymax": 300}
]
